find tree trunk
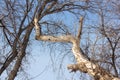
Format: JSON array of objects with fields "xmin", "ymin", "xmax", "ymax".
[
  {"xmin": 33, "ymin": 16, "xmax": 120, "ymax": 80},
  {"xmin": 8, "ymin": 23, "xmax": 33, "ymax": 80}
]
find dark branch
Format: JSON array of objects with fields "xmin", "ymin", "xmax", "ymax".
[{"xmin": 77, "ymin": 17, "xmax": 84, "ymax": 39}]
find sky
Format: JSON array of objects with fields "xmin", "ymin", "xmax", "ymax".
[
  {"xmin": 0, "ymin": 1, "xmax": 99, "ymax": 80},
  {"xmin": 0, "ymin": 11, "xmax": 98, "ymax": 80},
  {"xmin": 25, "ymin": 40, "xmax": 92, "ymax": 80},
  {"xmin": 1, "ymin": 0, "xmax": 120, "ymax": 80},
  {"xmin": 0, "ymin": 9, "xmax": 81, "ymax": 80},
  {"xmin": 23, "ymin": 11, "xmax": 95, "ymax": 80},
  {"xmin": 23, "ymin": 40, "xmax": 72, "ymax": 80},
  {"xmin": 0, "ymin": 9, "xmax": 96, "ymax": 80}
]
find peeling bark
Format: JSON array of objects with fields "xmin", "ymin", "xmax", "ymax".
[{"xmin": 34, "ymin": 16, "xmax": 120, "ymax": 80}]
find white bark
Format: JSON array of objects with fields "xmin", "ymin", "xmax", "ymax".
[{"xmin": 34, "ymin": 17, "xmax": 120, "ymax": 80}]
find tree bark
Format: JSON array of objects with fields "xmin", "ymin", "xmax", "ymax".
[
  {"xmin": 34, "ymin": 16, "xmax": 120, "ymax": 80},
  {"xmin": 8, "ymin": 23, "xmax": 33, "ymax": 80}
]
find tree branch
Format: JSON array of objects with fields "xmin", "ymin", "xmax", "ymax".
[
  {"xmin": 34, "ymin": 16, "xmax": 119, "ymax": 80},
  {"xmin": 8, "ymin": 23, "xmax": 33, "ymax": 80},
  {"xmin": 34, "ymin": 16, "xmax": 41, "ymax": 37},
  {"xmin": 77, "ymin": 17, "xmax": 84, "ymax": 39}
]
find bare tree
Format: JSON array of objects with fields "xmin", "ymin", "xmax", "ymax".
[{"xmin": 0, "ymin": 0, "xmax": 120, "ymax": 80}]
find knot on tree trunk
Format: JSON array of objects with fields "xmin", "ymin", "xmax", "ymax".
[
  {"xmin": 35, "ymin": 35, "xmax": 40, "ymax": 40},
  {"xmin": 67, "ymin": 63, "xmax": 88, "ymax": 73}
]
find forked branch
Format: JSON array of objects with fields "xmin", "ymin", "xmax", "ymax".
[
  {"xmin": 33, "ymin": 16, "xmax": 119, "ymax": 80},
  {"xmin": 34, "ymin": 15, "xmax": 76, "ymax": 43}
]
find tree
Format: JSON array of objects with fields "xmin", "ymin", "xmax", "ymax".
[{"xmin": 0, "ymin": 0, "xmax": 120, "ymax": 80}]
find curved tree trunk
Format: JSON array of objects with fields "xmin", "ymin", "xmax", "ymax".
[{"xmin": 34, "ymin": 16, "xmax": 120, "ymax": 80}]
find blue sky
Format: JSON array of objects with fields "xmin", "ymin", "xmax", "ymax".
[
  {"xmin": 1, "ymin": 0, "xmax": 120, "ymax": 80},
  {"xmin": 27, "ymin": 41, "xmax": 73, "ymax": 80},
  {"xmin": 26, "ymin": 40, "xmax": 92, "ymax": 80},
  {"xmin": 0, "ymin": 11, "xmax": 96, "ymax": 80},
  {"xmin": 0, "ymin": 1, "xmax": 99, "ymax": 80},
  {"xmin": 24, "ymin": 11, "xmax": 95, "ymax": 80}
]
